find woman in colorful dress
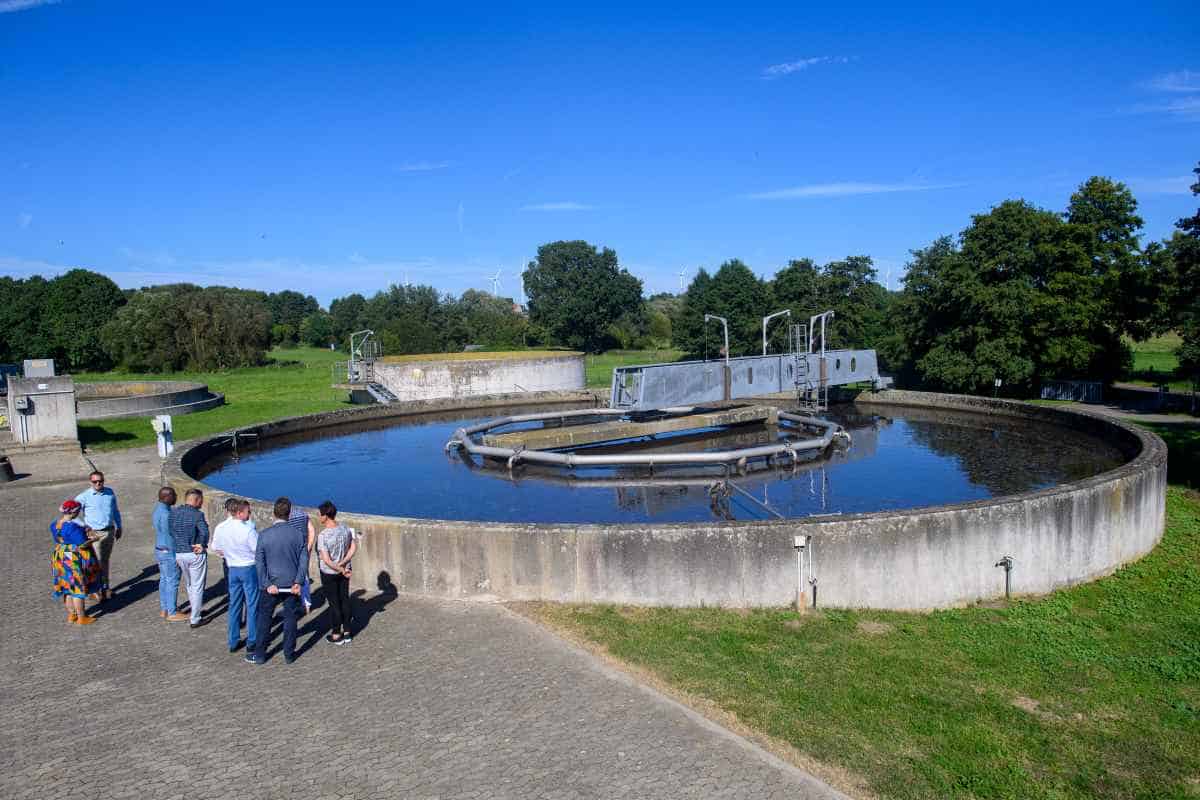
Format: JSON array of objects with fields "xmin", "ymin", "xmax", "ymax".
[{"xmin": 51, "ymin": 499, "xmax": 102, "ymax": 624}]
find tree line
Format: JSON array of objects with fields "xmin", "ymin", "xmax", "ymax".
[{"xmin": 2, "ymin": 163, "xmax": 1196, "ymax": 395}]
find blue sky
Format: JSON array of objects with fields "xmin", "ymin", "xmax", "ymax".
[{"xmin": 2, "ymin": 1, "xmax": 1197, "ymax": 305}]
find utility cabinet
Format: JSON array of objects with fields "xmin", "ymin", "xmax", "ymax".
[{"xmin": 6, "ymin": 375, "xmax": 78, "ymax": 445}]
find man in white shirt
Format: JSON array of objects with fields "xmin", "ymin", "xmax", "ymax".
[{"xmin": 210, "ymin": 498, "xmax": 259, "ymax": 654}]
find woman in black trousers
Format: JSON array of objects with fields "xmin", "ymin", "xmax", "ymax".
[{"xmin": 316, "ymin": 500, "xmax": 357, "ymax": 644}]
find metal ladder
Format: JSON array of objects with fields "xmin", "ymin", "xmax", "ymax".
[{"xmin": 790, "ymin": 323, "xmax": 825, "ymax": 412}]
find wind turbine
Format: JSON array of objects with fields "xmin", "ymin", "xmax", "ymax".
[
  {"xmin": 677, "ymin": 267, "xmax": 687, "ymax": 292},
  {"xmin": 490, "ymin": 268, "xmax": 502, "ymax": 295}
]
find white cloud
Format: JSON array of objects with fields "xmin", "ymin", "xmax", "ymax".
[
  {"xmin": 17, "ymin": 212, "xmax": 32, "ymax": 229},
  {"xmin": 1124, "ymin": 175, "xmax": 1196, "ymax": 195},
  {"xmin": 519, "ymin": 202, "xmax": 594, "ymax": 211},
  {"xmin": 394, "ymin": 160, "xmax": 452, "ymax": 173},
  {"xmin": 1128, "ymin": 70, "xmax": 1200, "ymax": 119},
  {"xmin": 762, "ymin": 56, "xmax": 849, "ymax": 79},
  {"xmin": 0, "ymin": 0, "xmax": 60, "ymax": 13},
  {"xmin": 744, "ymin": 181, "xmax": 963, "ymax": 200},
  {"xmin": 1126, "ymin": 96, "xmax": 1200, "ymax": 118},
  {"xmin": 1144, "ymin": 69, "xmax": 1200, "ymax": 93}
]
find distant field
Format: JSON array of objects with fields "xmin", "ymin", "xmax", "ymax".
[
  {"xmin": 584, "ymin": 349, "xmax": 683, "ymax": 388},
  {"xmin": 1129, "ymin": 332, "xmax": 1191, "ymax": 390}
]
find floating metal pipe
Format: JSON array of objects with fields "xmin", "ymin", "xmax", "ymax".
[{"xmin": 446, "ymin": 407, "xmax": 846, "ymax": 471}]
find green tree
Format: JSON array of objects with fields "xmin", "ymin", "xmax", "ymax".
[
  {"xmin": 672, "ymin": 260, "xmax": 771, "ymax": 358},
  {"xmin": 1166, "ymin": 163, "xmax": 1200, "ymax": 389},
  {"xmin": 364, "ymin": 283, "xmax": 447, "ymax": 355},
  {"xmin": 267, "ymin": 290, "xmax": 319, "ymax": 344},
  {"xmin": 300, "ymin": 312, "xmax": 334, "ymax": 348},
  {"xmin": 523, "ymin": 240, "xmax": 643, "ymax": 352},
  {"xmin": 452, "ymin": 289, "xmax": 528, "ymax": 349},
  {"xmin": 100, "ymin": 290, "xmax": 187, "ymax": 371},
  {"xmin": 329, "ymin": 293, "xmax": 367, "ymax": 345},
  {"xmin": 40, "ymin": 269, "xmax": 126, "ymax": 371},
  {"xmin": 1066, "ymin": 177, "xmax": 1157, "ymax": 339},
  {"xmin": 819, "ymin": 255, "xmax": 888, "ymax": 349},
  {"xmin": 892, "ymin": 188, "xmax": 1144, "ymax": 395},
  {"xmin": 0, "ymin": 276, "xmax": 51, "ymax": 364}
]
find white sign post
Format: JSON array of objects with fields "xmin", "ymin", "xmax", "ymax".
[{"xmin": 152, "ymin": 415, "xmax": 174, "ymax": 458}]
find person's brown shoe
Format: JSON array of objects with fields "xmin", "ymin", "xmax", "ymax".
[
  {"xmin": 166, "ymin": 612, "xmax": 190, "ymax": 622},
  {"xmin": 159, "ymin": 610, "xmax": 168, "ymax": 618},
  {"xmin": 75, "ymin": 615, "xmax": 97, "ymax": 625}
]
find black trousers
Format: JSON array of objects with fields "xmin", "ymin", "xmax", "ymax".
[
  {"xmin": 255, "ymin": 591, "xmax": 300, "ymax": 661},
  {"xmin": 320, "ymin": 572, "xmax": 352, "ymax": 634}
]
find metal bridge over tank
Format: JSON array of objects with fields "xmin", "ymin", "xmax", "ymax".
[
  {"xmin": 609, "ymin": 350, "xmax": 889, "ymax": 411},
  {"xmin": 609, "ymin": 310, "xmax": 891, "ymax": 412}
]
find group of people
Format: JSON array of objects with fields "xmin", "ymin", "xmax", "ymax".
[{"xmin": 51, "ymin": 469, "xmax": 358, "ymax": 663}]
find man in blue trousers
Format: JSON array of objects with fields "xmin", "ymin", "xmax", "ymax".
[
  {"xmin": 249, "ymin": 497, "xmax": 307, "ymax": 665},
  {"xmin": 153, "ymin": 486, "xmax": 185, "ymax": 621},
  {"xmin": 211, "ymin": 498, "xmax": 259, "ymax": 653}
]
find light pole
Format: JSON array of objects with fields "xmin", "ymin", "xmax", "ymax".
[
  {"xmin": 703, "ymin": 314, "xmax": 729, "ymax": 367},
  {"xmin": 761, "ymin": 309, "xmax": 791, "ymax": 356}
]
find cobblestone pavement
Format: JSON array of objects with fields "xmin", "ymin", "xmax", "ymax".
[{"xmin": 0, "ymin": 444, "xmax": 843, "ymax": 800}]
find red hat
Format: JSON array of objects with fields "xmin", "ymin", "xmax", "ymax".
[{"xmin": 60, "ymin": 499, "xmax": 82, "ymax": 514}]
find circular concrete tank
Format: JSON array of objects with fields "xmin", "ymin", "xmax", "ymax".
[
  {"xmin": 76, "ymin": 381, "xmax": 224, "ymax": 420},
  {"xmin": 167, "ymin": 389, "xmax": 1167, "ymax": 611}
]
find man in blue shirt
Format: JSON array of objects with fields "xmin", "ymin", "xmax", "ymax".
[
  {"xmin": 75, "ymin": 470, "xmax": 122, "ymax": 600},
  {"xmin": 250, "ymin": 497, "xmax": 307, "ymax": 665},
  {"xmin": 153, "ymin": 486, "xmax": 186, "ymax": 621},
  {"xmin": 170, "ymin": 488, "xmax": 210, "ymax": 628}
]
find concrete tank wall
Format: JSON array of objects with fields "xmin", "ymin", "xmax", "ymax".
[
  {"xmin": 373, "ymin": 353, "xmax": 585, "ymax": 402},
  {"xmin": 169, "ymin": 390, "xmax": 1168, "ymax": 611},
  {"xmin": 76, "ymin": 381, "xmax": 224, "ymax": 420}
]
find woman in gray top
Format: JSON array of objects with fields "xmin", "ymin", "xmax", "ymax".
[{"xmin": 316, "ymin": 500, "xmax": 357, "ymax": 644}]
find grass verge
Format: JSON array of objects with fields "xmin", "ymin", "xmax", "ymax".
[
  {"xmin": 74, "ymin": 347, "xmax": 349, "ymax": 451},
  {"xmin": 521, "ymin": 430, "xmax": 1200, "ymax": 800},
  {"xmin": 584, "ymin": 349, "xmax": 682, "ymax": 388}
]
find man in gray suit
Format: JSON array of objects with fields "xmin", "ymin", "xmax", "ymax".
[{"xmin": 249, "ymin": 497, "xmax": 307, "ymax": 665}]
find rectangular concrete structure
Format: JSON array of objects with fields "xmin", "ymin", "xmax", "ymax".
[
  {"xmin": 482, "ymin": 405, "xmax": 778, "ymax": 450},
  {"xmin": 6, "ymin": 376, "xmax": 78, "ymax": 446},
  {"xmin": 373, "ymin": 353, "xmax": 585, "ymax": 403}
]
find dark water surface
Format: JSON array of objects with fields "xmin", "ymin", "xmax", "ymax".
[{"xmin": 197, "ymin": 403, "xmax": 1127, "ymax": 523}]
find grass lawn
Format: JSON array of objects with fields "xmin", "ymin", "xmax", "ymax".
[
  {"xmin": 1129, "ymin": 332, "xmax": 1193, "ymax": 391},
  {"xmin": 74, "ymin": 346, "xmax": 684, "ymax": 448},
  {"xmin": 584, "ymin": 349, "xmax": 682, "ymax": 388},
  {"xmin": 523, "ymin": 426, "xmax": 1200, "ymax": 800},
  {"xmin": 74, "ymin": 347, "xmax": 350, "ymax": 451}
]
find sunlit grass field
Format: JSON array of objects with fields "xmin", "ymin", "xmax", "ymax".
[{"xmin": 74, "ymin": 347, "xmax": 348, "ymax": 450}]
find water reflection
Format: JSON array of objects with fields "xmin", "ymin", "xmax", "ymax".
[{"xmin": 198, "ymin": 403, "xmax": 1125, "ymax": 524}]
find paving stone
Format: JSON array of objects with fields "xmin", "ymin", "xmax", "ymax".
[{"xmin": 0, "ymin": 444, "xmax": 844, "ymax": 799}]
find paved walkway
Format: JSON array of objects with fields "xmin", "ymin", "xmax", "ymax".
[
  {"xmin": 0, "ymin": 444, "xmax": 843, "ymax": 800},
  {"xmin": 1061, "ymin": 401, "xmax": 1200, "ymax": 426}
]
